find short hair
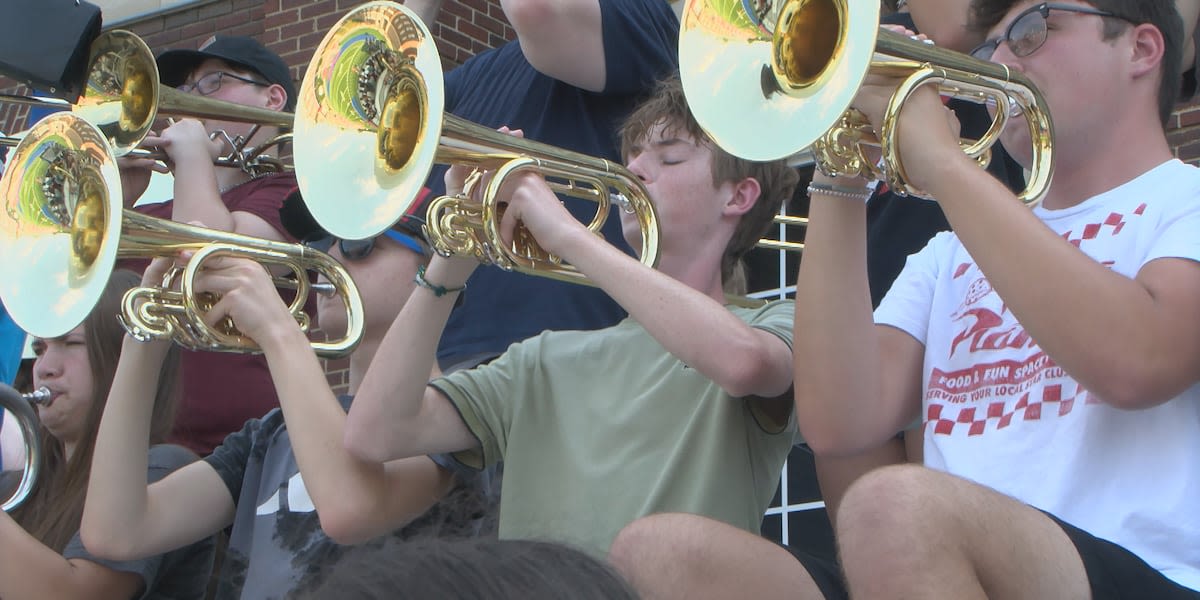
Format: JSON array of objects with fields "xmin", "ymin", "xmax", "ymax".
[
  {"xmin": 618, "ymin": 75, "xmax": 800, "ymax": 292},
  {"xmin": 300, "ymin": 537, "xmax": 639, "ymax": 600},
  {"xmin": 969, "ymin": 0, "xmax": 1184, "ymax": 125}
]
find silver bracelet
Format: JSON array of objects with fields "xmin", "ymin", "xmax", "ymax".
[{"xmin": 806, "ymin": 182, "xmax": 874, "ymax": 203}]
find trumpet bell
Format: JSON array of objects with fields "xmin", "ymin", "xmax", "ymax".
[
  {"xmin": 679, "ymin": 0, "xmax": 879, "ymax": 161},
  {"xmin": 72, "ymin": 30, "xmax": 161, "ymax": 157},
  {"xmin": 0, "ymin": 112, "xmax": 122, "ymax": 338},
  {"xmin": 294, "ymin": 1, "xmax": 443, "ymax": 241}
]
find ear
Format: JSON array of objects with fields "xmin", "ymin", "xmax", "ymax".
[
  {"xmin": 264, "ymin": 83, "xmax": 288, "ymax": 111},
  {"xmin": 723, "ymin": 177, "xmax": 761, "ymax": 217},
  {"xmin": 1127, "ymin": 21, "xmax": 1166, "ymax": 80}
]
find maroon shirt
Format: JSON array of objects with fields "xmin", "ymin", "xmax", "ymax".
[{"xmin": 124, "ymin": 172, "xmax": 298, "ymax": 455}]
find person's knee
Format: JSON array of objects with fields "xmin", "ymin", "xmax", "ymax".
[
  {"xmin": 837, "ymin": 464, "xmax": 939, "ymax": 543},
  {"xmin": 609, "ymin": 512, "xmax": 693, "ymax": 571}
]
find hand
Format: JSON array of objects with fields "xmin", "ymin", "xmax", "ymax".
[
  {"xmin": 149, "ymin": 119, "xmax": 223, "ymax": 166},
  {"xmin": 495, "ymin": 169, "xmax": 585, "ymax": 258},
  {"xmin": 189, "ymin": 255, "xmax": 296, "ymax": 346},
  {"xmin": 847, "ymin": 28, "xmax": 966, "ymax": 195},
  {"xmin": 117, "ymin": 144, "xmax": 169, "ymax": 207}
]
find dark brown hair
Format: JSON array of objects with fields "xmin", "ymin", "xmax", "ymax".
[
  {"xmin": 618, "ymin": 74, "xmax": 800, "ymax": 293},
  {"xmin": 302, "ymin": 537, "xmax": 640, "ymax": 600},
  {"xmin": 969, "ymin": 0, "xmax": 1183, "ymax": 125},
  {"xmin": 11, "ymin": 269, "xmax": 181, "ymax": 551}
]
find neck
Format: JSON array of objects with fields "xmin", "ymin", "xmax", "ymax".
[
  {"xmin": 346, "ymin": 335, "xmax": 383, "ymax": 395},
  {"xmin": 1039, "ymin": 114, "xmax": 1173, "ymax": 210},
  {"xmin": 654, "ymin": 247, "xmax": 729, "ymax": 304}
]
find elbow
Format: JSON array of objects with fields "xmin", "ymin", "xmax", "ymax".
[
  {"xmin": 503, "ymin": 0, "xmax": 558, "ymax": 34},
  {"xmin": 79, "ymin": 526, "xmax": 139, "ymax": 561},
  {"xmin": 343, "ymin": 426, "xmax": 392, "ymax": 464},
  {"xmin": 719, "ymin": 345, "xmax": 788, "ymax": 399},
  {"xmin": 1088, "ymin": 376, "xmax": 1178, "ymax": 411},
  {"xmin": 318, "ymin": 506, "xmax": 377, "ymax": 546}
]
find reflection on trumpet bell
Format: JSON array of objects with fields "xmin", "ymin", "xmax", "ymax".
[
  {"xmin": 0, "ymin": 112, "xmax": 123, "ymax": 338},
  {"xmin": 294, "ymin": 1, "xmax": 441, "ymax": 241},
  {"xmin": 679, "ymin": 0, "xmax": 1053, "ymax": 204},
  {"xmin": 0, "ymin": 112, "xmax": 363, "ymax": 358},
  {"xmin": 295, "ymin": 1, "xmax": 661, "ymax": 284},
  {"xmin": 1, "ymin": 383, "xmax": 43, "ymax": 513}
]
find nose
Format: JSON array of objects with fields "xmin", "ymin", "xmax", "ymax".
[
  {"xmin": 33, "ymin": 349, "xmax": 60, "ymax": 382},
  {"xmin": 988, "ymin": 40, "xmax": 1021, "ymax": 69},
  {"xmin": 625, "ymin": 153, "xmax": 650, "ymax": 182}
]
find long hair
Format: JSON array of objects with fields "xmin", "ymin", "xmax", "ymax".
[{"xmin": 10, "ymin": 270, "xmax": 181, "ymax": 551}]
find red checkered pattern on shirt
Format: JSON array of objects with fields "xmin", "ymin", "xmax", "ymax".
[{"xmin": 927, "ymin": 383, "xmax": 1099, "ymax": 436}]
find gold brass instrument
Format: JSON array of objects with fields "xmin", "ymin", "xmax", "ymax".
[
  {"xmin": 1, "ymin": 30, "xmax": 293, "ymax": 174},
  {"xmin": 1, "ymin": 384, "xmax": 46, "ymax": 512},
  {"xmin": 0, "ymin": 112, "xmax": 363, "ymax": 357},
  {"xmin": 678, "ymin": 0, "xmax": 1054, "ymax": 204},
  {"xmin": 292, "ymin": 2, "xmax": 659, "ymax": 283}
]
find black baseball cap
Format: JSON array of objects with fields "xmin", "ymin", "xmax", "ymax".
[{"xmin": 156, "ymin": 35, "xmax": 296, "ymax": 111}]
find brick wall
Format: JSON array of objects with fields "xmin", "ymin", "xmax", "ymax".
[{"xmin": 0, "ymin": 0, "xmax": 515, "ymax": 135}]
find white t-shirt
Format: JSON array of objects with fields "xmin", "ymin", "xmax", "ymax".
[{"xmin": 876, "ymin": 159, "xmax": 1200, "ymax": 590}]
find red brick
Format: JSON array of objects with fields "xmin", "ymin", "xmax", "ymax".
[
  {"xmin": 1175, "ymin": 107, "xmax": 1200, "ymax": 128},
  {"xmin": 280, "ymin": 20, "xmax": 315, "ymax": 40},
  {"xmin": 299, "ymin": 0, "xmax": 339, "ymax": 20},
  {"xmin": 457, "ymin": 21, "xmax": 490, "ymax": 44},
  {"xmin": 264, "ymin": 8, "xmax": 301, "ymax": 29},
  {"xmin": 474, "ymin": 12, "xmax": 507, "ymax": 36}
]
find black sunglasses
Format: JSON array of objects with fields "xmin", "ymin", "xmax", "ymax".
[
  {"xmin": 302, "ymin": 229, "xmax": 426, "ymax": 260},
  {"xmin": 970, "ymin": 2, "xmax": 1131, "ymax": 62}
]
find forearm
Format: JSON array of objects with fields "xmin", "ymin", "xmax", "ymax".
[
  {"xmin": 499, "ymin": 0, "xmax": 605, "ymax": 90},
  {"xmin": 561, "ymin": 231, "xmax": 792, "ymax": 398},
  {"xmin": 793, "ymin": 189, "xmax": 896, "ymax": 452},
  {"xmin": 932, "ymin": 157, "xmax": 1200, "ymax": 407},
  {"xmin": 345, "ymin": 258, "xmax": 469, "ymax": 462},
  {"xmin": 170, "ymin": 160, "xmax": 235, "ymax": 232},
  {"xmin": 81, "ymin": 338, "xmax": 166, "ymax": 549},
  {"xmin": 260, "ymin": 327, "xmax": 447, "ymax": 540},
  {"xmin": 0, "ymin": 514, "xmax": 138, "ymax": 599}
]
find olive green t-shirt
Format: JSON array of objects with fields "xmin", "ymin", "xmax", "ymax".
[{"xmin": 432, "ymin": 300, "xmax": 797, "ymax": 556}]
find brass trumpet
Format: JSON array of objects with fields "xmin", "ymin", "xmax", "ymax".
[
  {"xmin": 291, "ymin": 2, "xmax": 660, "ymax": 283},
  {"xmin": 1, "ymin": 30, "xmax": 293, "ymax": 174},
  {"xmin": 0, "ymin": 112, "xmax": 363, "ymax": 357},
  {"xmin": 1, "ymin": 384, "xmax": 46, "ymax": 512},
  {"xmin": 678, "ymin": 0, "xmax": 1053, "ymax": 204}
]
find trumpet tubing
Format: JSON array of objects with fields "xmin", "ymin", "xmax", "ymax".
[{"xmin": 1, "ymin": 384, "xmax": 44, "ymax": 513}]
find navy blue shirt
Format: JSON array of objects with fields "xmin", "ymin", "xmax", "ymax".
[{"xmin": 424, "ymin": 0, "xmax": 680, "ymax": 367}]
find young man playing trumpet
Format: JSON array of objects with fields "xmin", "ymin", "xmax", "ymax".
[
  {"xmin": 795, "ymin": 0, "xmax": 1200, "ymax": 597},
  {"xmin": 119, "ymin": 35, "xmax": 300, "ymax": 457},
  {"xmin": 81, "ymin": 215, "xmax": 466, "ymax": 598},
  {"xmin": 341, "ymin": 75, "xmax": 816, "ymax": 573}
]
